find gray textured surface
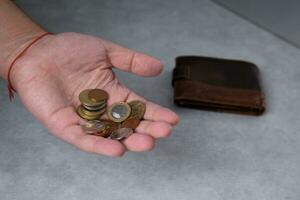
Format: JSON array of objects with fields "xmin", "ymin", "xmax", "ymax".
[
  {"xmin": 1, "ymin": 0, "xmax": 300, "ymax": 199},
  {"xmin": 213, "ymin": 0, "xmax": 300, "ymax": 48}
]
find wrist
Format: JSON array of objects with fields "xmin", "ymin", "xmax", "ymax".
[
  {"xmin": 0, "ymin": 0, "xmax": 46, "ymax": 79},
  {"xmin": 0, "ymin": 30, "xmax": 47, "ymax": 80}
]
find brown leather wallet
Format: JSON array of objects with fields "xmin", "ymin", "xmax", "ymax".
[{"xmin": 172, "ymin": 56, "xmax": 265, "ymax": 115}]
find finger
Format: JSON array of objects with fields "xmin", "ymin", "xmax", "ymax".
[
  {"xmin": 122, "ymin": 133, "xmax": 155, "ymax": 152},
  {"xmin": 126, "ymin": 91, "xmax": 180, "ymax": 125},
  {"xmin": 63, "ymin": 125, "xmax": 125, "ymax": 157},
  {"xmin": 99, "ymin": 39, "xmax": 163, "ymax": 77},
  {"xmin": 47, "ymin": 107, "xmax": 125, "ymax": 157},
  {"xmin": 136, "ymin": 120, "xmax": 172, "ymax": 138},
  {"xmin": 103, "ymin": 83, "xmax": 179, "ymax": 124}
]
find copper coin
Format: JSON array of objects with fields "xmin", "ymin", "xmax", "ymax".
[
  {"xmin": 128, "ymin": 100, "xmax": 146, "ymax": 119},
  {"xmin": 109, "ymin": 128, "xmax": 134, "ymax": 141},
  {"xmin": 107, "ymin": 102, "xmax": 131, "ymax": 123},
  {"xmin": 88, "ymin": 89, "xmax": 109, "ymax": 102},
  {"xmin": 121, "ymin": 117, "xmax": 140, "ymax": 129}
]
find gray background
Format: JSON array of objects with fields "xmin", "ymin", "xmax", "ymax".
[
  {"xmin": 213, "ymin": 0, "xmax": 300, "ymax": 48},
  {"xmin": 1, "ymin": 0, "xmax": 300, "ymax": 199}
]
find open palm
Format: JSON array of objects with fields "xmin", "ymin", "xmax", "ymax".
[{"xmin": 11, "ymin": 32, "xmax": 179, "ymax": 157}]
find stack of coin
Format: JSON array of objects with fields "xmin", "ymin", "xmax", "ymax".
[
  {"xmin": 77, "ymin": 88, "xmax": 146, "ymax": 140},
  {"xmin": 77, "ymin": 89, "xmax": 108, "ymax": 120}
]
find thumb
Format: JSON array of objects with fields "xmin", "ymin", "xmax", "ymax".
[{"xmin": 100, "ymin": 38, "xmax": 163, "ymax": 77}]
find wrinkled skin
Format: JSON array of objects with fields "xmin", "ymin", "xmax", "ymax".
[{"xmin": 10, "ymin": 32, "xmax": 179, "ymax": 157}]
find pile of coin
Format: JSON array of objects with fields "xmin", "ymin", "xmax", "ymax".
[
  {"xmin": 77, "ymin": 89, "xmax": 146, "ymax": 141},
  {"xmin": 77, "ymin": 89, "xmax": 108, "ymax": 120}
]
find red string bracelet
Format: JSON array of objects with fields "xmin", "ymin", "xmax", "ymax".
[{"xmin": 7, "ymin": 32, "xmax": 53, "ymax": 101}]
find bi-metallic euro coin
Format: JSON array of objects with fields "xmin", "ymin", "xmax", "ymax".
[{"xmin": 107, "ymin": 102, "xmax": 131, "ymax": 123}]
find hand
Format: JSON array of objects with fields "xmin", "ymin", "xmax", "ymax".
[{"xmin": 10, "ymin": 32, "xmax": 179, "ymax": 157}]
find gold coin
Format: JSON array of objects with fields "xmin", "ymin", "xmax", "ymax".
[
  {"xmin": 107, "ymin": 102, "xmax": 131, "ymax": 123},
  {"xmin": 77, "ymin": 106, "xmax": 101, "ymax": 120},
  {"xmin": 128, "ymin": 100, "xmax": 146, "ymax": 119},
  {"xmin": 79, "ymin": 89, "xmax": 107, "ymax": 107},
  {"xmin": 121, "ymin": 117, "xmax": 140, "ymax": 129},
  {"xmin": 79, "ymin": 89, "xmax": 92, "ymax": 104},
  {"xmin": 88, "ymin": 89, "xmax": 109, "ymax": 103}
]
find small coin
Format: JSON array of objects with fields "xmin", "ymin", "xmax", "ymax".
[
  {"xmin": 77, "ymin": 106, "xmax": 101, "ymax": 120},
  {"xmin": 79, "ymin": 89, "xmax": 107, "ymax": 107},
  {"xmin": 109, "ymin": 127, "xmax": 134, "ymax": 141},
  {"xmin": 97, "ymin": 119, "xmax": 120, "ymax": 138},
  {"xmin": 121, "ymin": 117, "xmax": 140, "ymax": 129},
  {"xmin": 128, "ymin": 100, "xmax": 146, "ymax": 119},
  {"xmin": 107, "ymin": 102, "xmax": 131, "ymax": 123},
  {"xmin": 82, "ymin": 120, "xmax": 105, "ymax": 134},
  {"xmin": 88, "ymin": 89, "xmax": 109, "ymax": 102}
]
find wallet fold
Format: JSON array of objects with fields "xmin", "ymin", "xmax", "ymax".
[{"xmin": 172, "ymin": 56, "xmax": 265, "ymax": 115}]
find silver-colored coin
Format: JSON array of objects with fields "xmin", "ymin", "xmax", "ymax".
[
  {"xmin": 107, "ymin": 102, "xmax": 131, "ymax": 123},
  {"xmin": 109, "ymin": 128, "xmax": 133, "ymax": 140},
  {"xmin": 82, "ymin": 120, "xmax": 106, "ymax": 134}
]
